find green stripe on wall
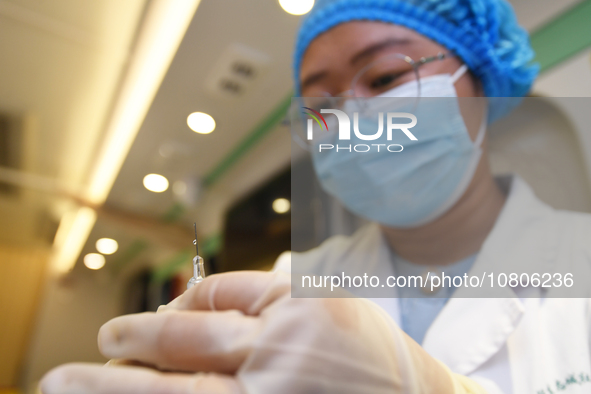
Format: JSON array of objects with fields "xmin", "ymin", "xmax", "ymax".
[{"xmin": 530, "ymin": 0, "xmax": 591, "ymax": 73}]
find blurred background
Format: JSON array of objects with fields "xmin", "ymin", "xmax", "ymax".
[{"xmin": 0, "ymin": 0, "xmax": 590, "ymax": 393}]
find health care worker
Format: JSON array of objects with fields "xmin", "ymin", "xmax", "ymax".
[{"xmin": 40, "ymin": 0, "xmax": 591, "ymax": 394}]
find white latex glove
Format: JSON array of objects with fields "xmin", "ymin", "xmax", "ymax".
[{"xmin": 40, "ymin": 271, "xmax": 484, "ymax": 394}]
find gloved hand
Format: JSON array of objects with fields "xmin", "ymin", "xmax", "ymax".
[{"xmin": 40, "ymin": 271, "xmax": 485, "ymax": 394}]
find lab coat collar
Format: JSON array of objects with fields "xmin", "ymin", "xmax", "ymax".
[{"xmin": 422, "ymin": 175, "xmax": 555, "ymax": 375}]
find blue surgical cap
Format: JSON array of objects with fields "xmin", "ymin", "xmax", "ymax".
[{"xmin": 293, "ymin": 0, "xmax": 539, "ymax": 121}]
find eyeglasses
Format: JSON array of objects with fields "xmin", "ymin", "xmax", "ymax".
[
  {"xmin": 301, "ymin": 51, "xmax": 455, "ymax": 112},
  {"xmin": 292, "ymin": 51, "xmax": 458, "ymax": 150}
]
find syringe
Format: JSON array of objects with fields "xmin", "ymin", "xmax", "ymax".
[{"xmin": 188, "ymin": 223, "xmax": 205, "ymax": 289}]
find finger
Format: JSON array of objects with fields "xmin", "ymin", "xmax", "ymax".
[
  {"xmin": 164, "ymin": 271, "xmax": 289, "ymax": 315},
  {"xmin": 158, "ymin": 293, "xmax": 184, "ymax": 312},
  {"xmin": 41, "ymin": 363, "xmax": 242, "ymax": 394},
  {"xmin": 98, "ymin": 310, "xmax": 259, "ymax": 373}
]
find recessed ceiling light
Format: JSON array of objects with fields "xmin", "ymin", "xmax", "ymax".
[
  {"xmin": 96, "ymin": 238, "xmax": 118, "ymax": 255},
  {"xmin": 143, "ymin": 173, "xmax": 169, "ymax": 193},
  {"xmin": 187, "ymin": 112, "xmax": 216, "ymax": 134},
  {"xmin": 278, "ymin": 0, "xmax": 314, "ymax": 15},
  {"xmin": 84, "ymin": 253, "xmax": 106, "ymax": 270},
  {"xmin": 272, "ymin": 198, "xmax": 291, "ymax": 214}
]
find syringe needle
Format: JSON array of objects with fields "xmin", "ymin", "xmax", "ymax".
[{"xmin": 193, "ymin": 222, "xmax": 198, "ymax": 255}]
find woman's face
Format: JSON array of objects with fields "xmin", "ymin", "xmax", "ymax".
[
  {"xmin": 300, "ymin": 21, "xmax": 482, "ymax": 98},
  {"xmin": 299, "ymin": 21, "xmax": 485, "ymax": 140}
]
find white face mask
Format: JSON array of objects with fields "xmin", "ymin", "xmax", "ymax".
[{"xmin": 311, "ymin": 66, "xmax": 487, "ymax": 227}]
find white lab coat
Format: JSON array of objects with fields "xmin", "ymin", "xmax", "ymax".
[{"xmin": 274, "ymin": 175, "xmax": 591, "ymax": 393}]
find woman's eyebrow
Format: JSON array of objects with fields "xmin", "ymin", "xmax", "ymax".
[{"xmin": 350, "ymin": 38, "xmax": 412, "ymax": 65}]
